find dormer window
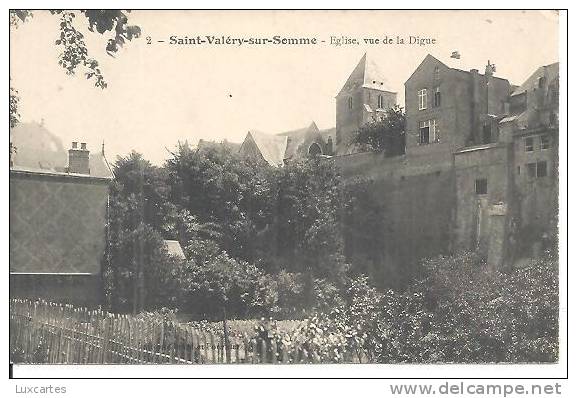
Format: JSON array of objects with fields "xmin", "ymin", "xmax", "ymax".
[
  {"xmin": 377, "ymin": 94, "xmax": 384, "ymax": 109},
  {"xmin": 418, "ymin": 89, "xmax": 427, "ymax": 110},
  {"xmin": 347, "ymin": 97, "xmax": 353, "ymax": 110}
]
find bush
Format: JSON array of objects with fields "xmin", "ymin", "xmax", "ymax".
[
  {"xmin": 177, "ymin": 252, "xmax": 275, "ymax": 320},
  {"xmin": 370, "ymin": 252, "xmax": 559, "ymax": 363}
]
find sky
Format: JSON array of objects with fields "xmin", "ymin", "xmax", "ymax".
[{"xmin": 10, "ymin": 10, "xmax": 559, "ymax": 165}]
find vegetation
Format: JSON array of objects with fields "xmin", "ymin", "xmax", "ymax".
[
  {"xmin": 101, "ymin": 141, "xmax": 558, "ymax": 363},
  {"xmin": 105, "ymin": 144, "xmax": 348, "ymax": 318},
  {"xmin": 9, "ymin": 10, "xmax": 140, "ymax": 129},
  {"xmin": 351, "ymin": 105, "xmax": 406, "ymax": 155}
]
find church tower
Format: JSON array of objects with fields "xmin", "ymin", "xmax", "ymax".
[{"xmin": 335, "ymin": 53, "xmax": 397, "ymax": 154}]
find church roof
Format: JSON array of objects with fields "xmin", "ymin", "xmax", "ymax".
[
  {"xmin": 246, "ymin": 130, "xmax": 288, "ymax": 167},
  {"xmin": 10, "ymin": 122, "xmax": 114, "ymax": 179},
  {"xmin": 511, "ymin": 62, "xmax": 559, "ymax": 96},
  {"xmin": 277, "ymin": 121, "xmax": 321, "ymax": 159},
  {"xmin": 338, "ymin": 53, "xmax": 395, "ymax": 96}
]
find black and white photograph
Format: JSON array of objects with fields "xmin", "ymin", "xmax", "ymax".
[{"xmin": 7, "ymin": 8, "xmax": 567, "ymax": 386}]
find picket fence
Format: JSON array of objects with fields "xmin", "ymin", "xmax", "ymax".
[{"xmin": 10, "ymin": 299, "xmax": 367, "ymax": 364}]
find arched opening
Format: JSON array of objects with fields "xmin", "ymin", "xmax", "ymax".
[{"xmin": 308, "ymin": 142, "xmax": 323, "ymax": 156}]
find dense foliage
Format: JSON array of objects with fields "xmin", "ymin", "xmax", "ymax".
[
  {"xmin": 104, "ymin": 143, "xmax": 558, "ymax": 364},
  {"xmin": 351, "ymin": 105, "xmax": 406, "ymax": 155},
  {"xmin": 255, "ymin": 252, "xmax": 558, "ymax": 363},
  {"xmin": 105, "ymin": 144, "xmax": 348, "ymax": 317}
]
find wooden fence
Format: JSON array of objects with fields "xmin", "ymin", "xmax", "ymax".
[{"xmin": 10, "ymin": 299, "xmax": 367, "ymax": 364}]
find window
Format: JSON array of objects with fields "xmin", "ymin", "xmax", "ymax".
[
  {"xmin": 475, "ymin": 178, "xmax": 488, "ymax": 195},
  {"xmin": 537, "ymin": 161, "xmax": 548, "ymax": 177},
  {"xmin": 526, "ymin": 162, "xmax": 537, "ymax": 178},
  {"xmin": 434, "ymin": 66, "xmax": 440, "ymax": 80},
  {"xmin": 377, "ymin": 94, "xmax": 384, "ymax": 109},
  {"xmin": 308, "ymin": 143, "xmax": 322, "ymax": 156},
  {"xmin": 540, "ymin": 134, "xmax": 550, "ymax": 150},
  {"xmin": 418, "ymin": 89, "xmax": 427, "ymax": 110},
  {"xmin": 433, "ymin": 87, "xmax": 441, "ymax": 107},
  {"xmin": 517, "ymin": 166, "xmax": 521, "ymax": 175},
  {"xmin": 431, "ymin": 119, "xmax": 439, "ymax": 142},
  {"xmin": 419, "ymin": 121, "xmax": 430, "ymax": 144},
  {"xmin": 347, "ymin": 97, "xmax": 353, "ymax": 110},
  {"xmin": 525, "ymin": 137, "xmax": 534, "ymax": 152},
  {"xmin": 419, "ymin": 119, "xmax": 439, "ymax": 144},
  {"xmin": 482, "ymin": 123, "xmax": 492, "ymax": 144}
]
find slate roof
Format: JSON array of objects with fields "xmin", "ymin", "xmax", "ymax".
[
  {"xmin": 277, "ymin": 121, "xmax": 321, "ymax": 159},
  {"xmin": 246, "ymin": 130, "xmax": 288, "ymax": 167},
  {"xmin": 338, "ymin": 53, "xmax": 395, "ymax": 96},
  {"xmin": 10, "ymin": 122, "xmax": 113, "ymax": 179},
  {"xmin": 511, "ymin": 62, "xmax": 559, "ymax": 96}
]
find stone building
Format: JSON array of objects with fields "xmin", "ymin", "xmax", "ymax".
[
  {"xmin": 335, "ymin": 53, "xmax": 397, "ymax": 154},
  {"xmin": 238, "ymin": 121, "xmax": 334, "ymax": 167},
  {"xmin": 334, "ymin": 54, "xmax": 559, "ymax": 285},
  {"xmin": 454, "ymin": 62, "xmax": 559, "ymax": 268},
  {"xmin": 10, "ymin": 122, "xmax": 113, "ymax": 306}
]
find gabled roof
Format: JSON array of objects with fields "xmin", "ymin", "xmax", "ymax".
[
  {"xmin": 511, "ymin": 62, "xmax": 559, "ymax": 96},
  {"xmin": 338, "ymin": 53, "xmax": 395, "ymax": 96},
  {"xmin": 405, "ymin": 54, "xmax": 448, "ymax": 83},
  {"xmin": 278, "ymin": 121, "xmax": 322, "ymax": 159},
  {"xmin": 405, "ymin": 54, "xmax": 510, "ymax": 85},
  {"xmin": 246, "ymin": 130, "xmax": 288, "ymax": 167},
  {"xmin": 10, "ymin": 122, "xmax": 113, "ymax": 179}
]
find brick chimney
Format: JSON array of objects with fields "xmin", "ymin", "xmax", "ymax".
[{"xmin": 68, "ymin": 141, "xmax": 90, "ymax": 174}]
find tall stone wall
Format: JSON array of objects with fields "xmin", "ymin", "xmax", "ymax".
[{"xmin": 336, "ymin": 152, "xmax": 455, "ymax": 288}]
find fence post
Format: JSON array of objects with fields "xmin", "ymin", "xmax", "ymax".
[
  {"xmin": 242, "ymin": 333, "xmax": 250, "ymax": 364},
  {"xmin": 281, "ymin": 341, "xmax": 289, "ymax": 364},
  {"xmin": 270, "ymin": 339, "xmax": 278, "ymax": 364},
  {"xmin": 251, "ymin": 337, "xmax": 258, "ymax": 364},
  {"xmin": 209, "ymin": 332, "xmax": 216, "ymax": 364}
]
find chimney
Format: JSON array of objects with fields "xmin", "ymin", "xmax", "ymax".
[
  {"xmin": 485, "ymin": 60, "xmax": 496, "ymax": 77},
  {"xmin": 68, "ymin": 141, "xmax": 90, "ymax": 174},
  {"xmin": 326, "ymin": 136, "xmax": 334, "ymax": 155},
  {"xmin": 470, "ymin": 69, "xmax": 481, "ymax": 145}
]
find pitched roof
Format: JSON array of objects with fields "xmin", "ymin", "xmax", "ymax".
[
  {"xmin": 10, "ymin": 122, "xmax": 113, "ymax": 179},
  {"xmin": 406, "ymin": 54, "xmax": 510, "ymax": 84},
  {"xmin": 511, "ymin": 62, "xmax": 559, "ymax": 96},
  {"xmin": 163, "ymin": 240, "xmax": 186, "ymax": 260},
  {"xmin": 277, "ymin": 121, "xmax": 321, "ymax": 159},
  {"xmin": 246, "ymin": 130, "xmax": 288, "ymax": 167},
  {"xmin": 338, "ymin": 53, "xmax": 395, "ymax": 96}
]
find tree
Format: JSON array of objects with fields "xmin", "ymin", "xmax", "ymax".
[
  {"xmin": 105, "ymin": 152, "xmax": 174, "ymax": 313},
  {"xmin": 9, "ymin": 10, "xmax": 141, "ymax": 126},
  {"xmin": 352, "ymin": 105, "xmax": 406, "ymax": 155},
  {"xmin": 164, "ymin": 142, "xmax": 276, "ymax": 264}
]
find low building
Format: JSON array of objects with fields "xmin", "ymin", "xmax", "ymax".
[{"xmin": 10, "ymin": 122, "xmax": 113, "ymax": 306}]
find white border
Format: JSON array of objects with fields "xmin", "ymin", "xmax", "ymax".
[{"xmin": 3, "ymin": 2, "xmax": 570, "ymax": 390}]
